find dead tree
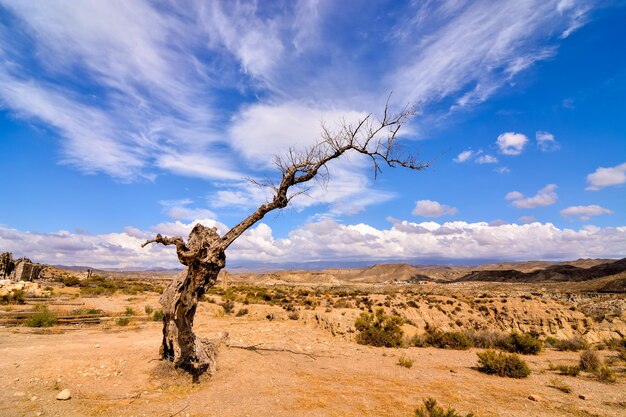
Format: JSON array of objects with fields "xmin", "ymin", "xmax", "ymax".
[{"xmin": 142, "ymin": 103, "xmax": 427, "ymax": 381}]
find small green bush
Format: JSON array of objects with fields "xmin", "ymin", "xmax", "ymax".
[
  {"xmin": 556, "ymin": 364, "xmax": 580, "ymax": 376},
  {"xmin": 425, "ymin": 329, "xmax": 472, "ymax": 350},
  {"xmin": 235, "ymin": 308, "xmax": 248, "ymax": 317},
  {"xmin": 498, "ymin": 331, "xmax": 542, "ymax": 355},
  {"xmin": 398, "ymin": 356, "xmax": 414, "ymax": 368},
  {"xmin": 25, "ymin": 305, "xmax": 57, "ymax": 327},
  {"xmin": 144, "ymin": 305, "xmax": 154, "ymax": 315},
  {"xmin": 124, "ymin": 306, "xmax": 135, "ymax": 316},
  {"xmin": 152, "ymin": 309, "xmax": 164, "ymax": 321},
  {"xmin": 355, "ymin": 308, "xmax": 404, "ymax": 348},
  {"xmin": 414, "ymin": 398, "xmax": 474, "ymax": 417},
  {"xmin": 116, "ymin": 317, "xmax": 130, "ymax": 326},
  {"xmin": 579, "ymin": 350, "xmax": 600, "ymax": 372},
  {"xmin": 61, "ymin": 276, "xmax": 80, "ymax": 287},
  {"xmin": 476, "ymin": 350, "xmax": 531, "ymax": 378},
  {"xmin": 288, "ymin": 311, "xmax": 300, "ymax": 320}
]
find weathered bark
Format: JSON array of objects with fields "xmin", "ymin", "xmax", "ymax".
[
  {"xmin": 143, "ymin": 102, "xmax": 427, "ymax": 380},
  {"xmin": 143, "ymin": 224, "xmax": 228, "ymax": 381}
]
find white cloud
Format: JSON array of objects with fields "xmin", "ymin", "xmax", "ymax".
[
  {"xmin": 536, "ymin": 131, "xmax": 560, "ymax": 151},
  {"xmin": 585, "ymin": 162, "xmax": 626, "ymax": 191},
  {"xmin": 506, "ymin": 184, "xmax": 558, "ymax": 208},
  {"xmin": 497, "ymin": 132, "xmax": 528, "ymax": 155},
  {"xmin": 495, "ymin": 166, "xmax": 511, "ymax": 174},
  {"xmin": 2, "ymin": 219, "xmax": 625, "ymax": 268},
  {"xmin": 454, "ymin": 150, "xmax": 474, "ymax": 163},
  {"xmin": 476, "ymin": 154, "xmax": 498, "ymax": 164},
  {"xmin": 560, "ymin": 205, "xmax": 613, "ymax": 222},
  {"xmin": 159, "ymin": 199, "xmax": 217, "ymax": 221},
  {"xmin": 389, "ymin": 1, "xmax": 585, "ymax": 109},
  {"xmin": 412, "ymin": 200, "xmax": 458, "ymax": 218},
  {"xmin": 518, "ymin": 216, "xmax": 537, "ymax": 224}
]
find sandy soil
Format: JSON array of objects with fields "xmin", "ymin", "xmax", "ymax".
[{"xmin": 1, "ymin": 294, "xmax": 625, "ymax": 417}]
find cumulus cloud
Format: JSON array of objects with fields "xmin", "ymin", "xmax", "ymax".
[
  {"xmin": 2, "ymin": 219, "xmax": 625, "ymax": 268},
  {"xmin": 454, "ymin": 150, "xmax": 474, "ymax": 163},
  {"xmin": 495, "ymin": 166, "xmax": 511, "ymax": 174},
  {"xmin": 476, "ymin": 154, "xmax": 498, "ymax": 164},
  {"xmin": 560, "ymin": 205, "xmax": 613, "ymax": 222},
  {"xmin": 497, "ymin": 132, "xmax": 529, "ymax": 155},
  {"xmin": 536, "ymin": 131, "xmax": 560, "ymax": 151},
  {"xmin": 412, "ymin": 200, "xmax": 458, "ymax": 218},
  {"xmin": 585, "ymin": 162, "xmax": 626, "ymax": 191},
  {"xmin": 506, "ymin": 184, "xmax": 558, "ymax": 208}
]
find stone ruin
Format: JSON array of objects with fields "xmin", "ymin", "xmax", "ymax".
[{"xmin": 0, "ymin": 252, "xmax": 43, "ymax": 281}]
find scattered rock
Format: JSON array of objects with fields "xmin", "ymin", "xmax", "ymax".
[
  {"xmin": 30, "ymin": 396, "xmax": 37, "ymax": 401},
  {"xmin": 14, "ymin": 391, "xmax": 25, "ymax": 397},
  {"xmin": 579, "ymin": 394, "xmax": 590, "ymax": 400},
  {"xmin": 56, "ymin": 389, "xmax": 71, "ymax": 400},
  {"xmin": 528, "ymin": 395, "xmax": 542, "ymax": 402},
  {"xmin": 95, "ymin": 344, "xmax": 100, "ymax": 349}
]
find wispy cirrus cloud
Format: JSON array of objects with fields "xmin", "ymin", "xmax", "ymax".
[{"xmin": 0, "ymin": 0, "xmax": 596, "ymax": 209}]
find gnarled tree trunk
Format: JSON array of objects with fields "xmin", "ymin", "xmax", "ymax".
[{"xmin": 143, "ymin": 102, "xmax": 427, "ymax": 380}]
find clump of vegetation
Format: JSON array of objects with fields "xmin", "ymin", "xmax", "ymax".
[
  {"xmin": 235, "ymin": 308, "xmax": 248, "ymax": 317},
  {"xmin": 220, "ymin": 300, "xmax": 235, "ymax": 314},
  {"xmin": 60, "ymin": 275, "xmax": 80, "ymax": 287},
  {"xmin": 605, "ymin": 336, "xmax": 626, "ymax": 361},
  {"xmin": 414, "ymin": 328, "xmax": 472, "ymax": 350},
  {"xmin": 355, "ymin": 308, "xmax": 404, "ymax": 348},
  {"xmin": 79, "ymin": 275, "xmax": 163, "ymax": 296},
  {"xmin": 144, "ymin": 305, "xmax": 154, "ymax": 315},
  {"xmin": 0, "ymin": 289, "xmax": 25, "ymax": 305},
  {"xmin": 116, "ymin": 317, "xmax": 130, "ymax": 326},
  {"xmin": 476, "ymin": 350, "xmax": 531, "ymax": 378},
  {"xmin": 579, "ymin": 350, "xmax": 600, "ymax": 372},
  {"xmin": 548, "ymin": 377, "xmax": 572, "ymax": 394},
  {"xmin": 553, "ymin": 364, "xmax": 580, "ymax": 376},
  {"xmin": 288, "ymin": 311, "xmax": 300, "ymax": 320},
  {"xmin": 25, "ymin": 305, "xmax": 58, "ymax": 327},
  {"xmin": 595, "ymin": 365, "xmax": 616, "ymax": 383},
  {"xmin": 397, "ymin": 356, "xmax": 414, "ymax": 368},
  {"xmin": 499, "ymin": 331, "xmax": 542, "ymax": 355},
  {"xmin": 124, "ymin": 306, "xmax": 135, "ymax": 316},
  {"xmin": 554, "ymin": 337, "xmax": 589, "ymax": 352},
  {"xmin": 414, "ymin": 398, "xmax": 474, "ymax": 417},
  {"xmin": 70, "ymin": 308, "xmax": 102, "ymax": 315},
  {"xmin": 152, "ymin": 309, "xmax": 164, "ymax": 321}
]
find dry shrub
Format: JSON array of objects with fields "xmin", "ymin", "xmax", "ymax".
[
  {"xmin": 397, "ymin": 356, "xmax": 414, "ymax": 368},
  {"xmin": 579, "ymin": 350, "xmax": 600, "ymax": 372},
  {"xmin": 476, "ymin": 350, "xmax": 531, "ymax": 378},
  {"xmin": 414, "ymin": 398, "xmax": 474, "ymax": 417},
  {"xmin": 555, "ymin": 337, "xmax": 588, "ymax": 352},
  {"xmin": 355, "ymin": 308, "xmax": 404, "ymax": 347}
]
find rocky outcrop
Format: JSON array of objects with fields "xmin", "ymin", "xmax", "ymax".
[{"xmin": 0, "ymin": 252, "xmax": 43, "ymax": 281}]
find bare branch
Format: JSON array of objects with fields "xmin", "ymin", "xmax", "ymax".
[{"xmin": 221, "ymin": 101, "xmax": 427, "ymax": 249}]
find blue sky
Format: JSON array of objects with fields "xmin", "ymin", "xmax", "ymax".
[{"xmin": 0, "ymin": 0, "xmax": 625, "ymax": 269}]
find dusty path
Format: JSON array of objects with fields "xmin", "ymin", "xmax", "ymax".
[{"xmin": 1, "ymin": 309, "xmax": 625, "ymax": 417}]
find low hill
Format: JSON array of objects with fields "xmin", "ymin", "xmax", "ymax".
[{"xmin": 454, "ymin": 258, "xmax": 626, "ymax": 284}]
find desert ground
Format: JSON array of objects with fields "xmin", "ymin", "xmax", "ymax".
[{"xmin": 1, "ymin": 262, "xmax": 625, "ymax": 417}]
